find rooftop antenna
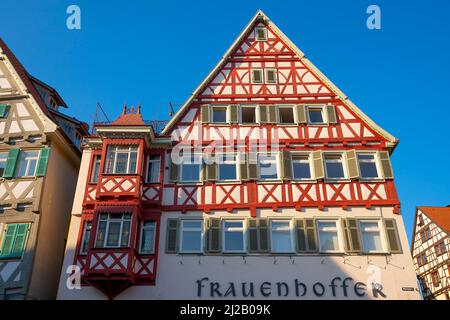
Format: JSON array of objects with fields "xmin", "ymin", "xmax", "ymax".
[{"xmin": 169, "ymin": 102, "xmax": 175, "ymax": 117}]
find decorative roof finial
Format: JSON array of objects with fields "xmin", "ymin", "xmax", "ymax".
[
  {"xmin": 123, "ymin": 103, "xmax": 127, "ymax": 114},
  {"xmin": 137, "ymin": 103, "xmax": 142, "ymax": 115}
]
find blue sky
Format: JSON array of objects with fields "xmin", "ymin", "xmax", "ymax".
[{"xmin": 1, "ymin": 0, "xmax": 449, "ymax": 241}]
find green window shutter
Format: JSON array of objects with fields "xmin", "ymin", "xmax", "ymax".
[
  {"xmin": 166, "ymin": 219, "xmax": 179, "ymax": 253},
  {"xmin": 346, "ymin": 150, "xmax": 359, "ymax": 179},
  {"xmin": 239, "ymin": 153, "xmax": 248, "ymax": 181},
  {"xmin": 207, "ymin": 218, "xmax": 221, "ymax": 253},
  {"xmin": 326, "ymin": 105, "xmax": 338, "ymax": 124},
  {"xmin": 206, "ymin": 163, "xmax": 217, "ymax": 182},
  {"xmin": 169, "ymin": 158, "xmax": 179, "ymax": 182},
  {"xmin": 3, "ymin": 149, "xmax": 20, "ymax": 179},
  {"xmin": 247, "ymin": 152, "xmax": 258, "ymax": 180},
  {"xmin": 10, "ymin": 224, "xmax": 29, "ymax": 258},
  {"xmin": 248, "ymin": 219, "xmax": 258, "ymax": 252},
  {"xmin": 379, "ymin": 151, "xmax": 394, "ymax": 179},
  {"xmin": 295, "ymin": 105, "xmax": 307, "ymax": 124},
  {"xmin": 281, "ymin": 150, "xmax": 292, "ymax": 180},
  {"xmin": 384, "ymin": 219, "xmax": 402, "ymax": 253},
  {"xmin": 258, "ymin": 219, "xmax": 269, "ymax": 252},
  {"xmin": 36, "ymin": 147, "xmax": 51, "ymax": 177},
  {"xmin": 312, "ymin": 150, "xmax": 324, "ymax": 180},
  {"xmin": 259, "ymin": 105, "xmax": 267, "ymax": 123},
  {"xmin": 268, "ymin": 106, "xmax": 277, "ymax": 123},
  {"xmin": 200, "ymin": 105, "xmax": 210, "ymax": 123},
  {"xmin": 0, "ymin": 224, "xmax": 17, "ymax": 257},
  {"xmin": 343, "ymin": 219, "xmax": 362, "ymax": 253},
  {"xmin": 229, "ymin": 105, "xmax": 239, "ymax": 123},
  {"xmin": 295, "ymin": 219, "xmax": 307, "ymax": 252},
  {"xmin": 305, "ymin": 219, "xmax": 317, "ymax": 252},
  {"xmin": 0, "ymin": 104, "xmax": 10, "ymax": 118}
]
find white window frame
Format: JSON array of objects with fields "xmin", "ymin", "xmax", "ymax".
[
  {"xmin": 139, "ymin": 221, "xmax": 156, "ymax": 254},
  {"xmin": 257, "ymin": 153, "xmax": 280, "ymax": 181},
  {"xmin": 265, "ymin": 68, "xmax": 278, "ymax": 84},
  {"xmin": 179, "ymin": 154, "xmax": 202, "ymax": 183},
  {"xmin": 254, "ymin": 27, "xmax": 268, "ymax": 41},
  {"xmin": 105, "ymin": 145, "xmax": 138, "ymax": 175},
  {"xmin": 80, "ymin": 221, "xmax": 92, "ymax": 255},
  {"xmin": 16, "ymin": 150, "xmax": 40, "ymax": 177},
  {"xmin": 323, "ymin": 152, "xmax": 348, "ymax": 180},
  {"xmin": 239, "ymin": 105, "xmax": 258, "ymax": 124},
  {"xmin": 222, "ymin": 219, "xmax": 246, "ymax": 253},
  {"xmin": 307, "ymin": 105, "xmax": 327, "ymax": 125},
  {"xmin": 357, "ymin": 152, "xmax": 382, "ymax": 180},
  {"xmin": 359, "ymin": 220, "xmax": 387, "ymax": 253},
  {"xmin": 217, "ymin": 153, "xmax": 239, "ymax": 182},
  {"xmin": 291, "ymin": 152, "xmax": 313, "ymax": 181},
  {"xmin": 146, "ymin": 155, "xmax": 161, "ymax": 183},
  {"xmin": 90, "ymin": 155, "xmax": 101, "ymax": 183},
  {"xmin": 251, "ymin": 69, "xmax": 264, "ymax": 84},
  {"xmin": 211, "ymin": 105, "xmax": 229, "ymax": 124},
  {"xmin": 316, "ymin": 219, "xmax": 344, "ymax": 253},
  {"xmin": 179, "ymin": 219, "xmax": 204, "ymax": 253},
  {"xmin": 270, "ymin": 219, "xmax": 295, "ymax": 253},
  {"xmin": 277, "ymin": 105, "xmax": 295, "ymax": 124},
  {"xmin": 0, "ymin": 152, "xmax": 8, "ymax": 176},
  {"xmin": 96, "ymin": 213, "xmax": 132, "ymax": 248}
]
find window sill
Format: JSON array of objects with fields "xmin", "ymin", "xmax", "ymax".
[
  {"xmin": 0, "ymin": 256, "xmax": 22, "ymax": 261},
  {"xmin": 176, "ymin": 182, "xmax": 203, "ymax": 186},
  {"xmin": 307, "ymin": 123, "xmax": 329, "ymax": 126},
  {"xmin": 256, "ymin": 180, "xmax": 283, "ymax": 184},
  {"xmin": 214, "ymin": 180, "xmax": 242, "ymax": 185},
  {"xmin": 359, "ymin": 178, "xmax": 385, "ymax": 183},
  {"xmin": 290, "ymin": 179, "xmax": 317, "ymax": 184},
  {"xmin": 323, "ymin": 178, "xmax": 352, "ymax": 183}
]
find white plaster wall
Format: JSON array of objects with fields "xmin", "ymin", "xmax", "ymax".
[{"xmin": 57, "ymin": 206, "xmax": 420, "ymax": 300}]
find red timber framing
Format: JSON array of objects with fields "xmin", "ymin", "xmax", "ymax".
[{"xmin": 71, "ymin": 11, "xmax": 403, "ymax": 299}]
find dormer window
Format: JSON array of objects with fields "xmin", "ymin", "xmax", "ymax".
[{"xmin": 255, "ymin": 27, "xmax": 267, "ymax": 41}]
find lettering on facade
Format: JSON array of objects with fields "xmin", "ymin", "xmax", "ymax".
[{"xmin": 195, "ymin": 277, "xmax": 383, "ymax": 299}]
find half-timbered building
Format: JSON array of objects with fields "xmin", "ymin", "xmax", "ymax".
[
  {"xmin": 412, "ymin": 206, "xmax": 450, "ymax": 300},
  {"xmin": 57, "ymin": 11, "xmax": 420, "ymax": 300},
  {"xmin": 0, "ymin": 39, "xmax": 88, "ymax": 299}
]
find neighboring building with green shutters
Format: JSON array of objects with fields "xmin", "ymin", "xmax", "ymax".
[{"xmin": 0, "ymin": 38, "xmax": 88, "ymax": 299}]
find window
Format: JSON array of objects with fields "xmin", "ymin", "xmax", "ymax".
[
  {"xmin": 265, "ymin": 69, "xmax": 277, "ymax": 84},
  {"xmin": 104, "ymin": 145, "xmax": 138, "ymax": 174},
  {"xmin": 80, "ymin": 221, "xmax": 92, "ymax": 254},
  {"xmin": 270, "ymin": 220, "xmax": 294, "ymax": 253},
  {"xmin": 223, "ymin": 220, "xmax": 245, "ymax": 253},
  {"xmin": 359, "ymin": 221, "xmax": 384, "ymax": 253},
  {"xmin": 147, "ymin": 155, "xmax": 161, "ymax": 183},
  {"xmin": 211, "ymin": 106, "xmax": 228, "ymax": 123},
  {"xmin": 95, "ymin": 213, "xmax": 131, "ymax": 248},
  {"xmin": 240, "ymin": 106, "xmax": 256, "ymax": 123},
  {"xmin": 258, "ymin": 154, "xmax": 279, "ymax": 180},
  {"xmin": 324, "ymin": 154, "xmax": 346, "ymax": 179},
  {"xmin": 140, "ymin": 221, "xmax": 156, "ymax": 254},
  {"xmin": 218, "ymin": 154, "xmax": 237, "ymax": 181},
  {"xmin": 252, "ymin": 69, "xmax": 263, "ymax": 84},
  {"xmin": 292, "ymin": 154, "xmax": 312, "ymax": 180},
  {"xmin": 418, "ymin": 214, "xmax": 424, "ymax": 226},
  {"xmin": 307, "ymin": 106, "xmax": 325, "ymax": 124},
  {"xmin": 180, "ymin": 154, "xmax": 202, "ymax": 182},
  {"xmin": 435, "ymin": 241, "xmax": 446, "ymax": 256},
  {"xmin": 417, "ymin": 252, "xmax": 428, "ymax": 267},
  {"xmin": 0, "ymin": 152, "xmax": 7, "ymax": 176},
  {"xmin": 255, "ymin": 27, "xmax": 267, "ymax": 41},
  {"xmin": 16, "ymin": 150, "xmax": 39, "ymax": 177},
  {"xmin": 317, "ymin": 220, "xmax": 341, "ymax": 252},
  {"xmin": 90, "ymin": 155, "xmax": 101, "ymax": 183},
  {"xmin": 278, "ymin": 106, "xmax": 294, "ymax": 124},
  {"xmin": 180, "ymin": 220, "xmax": 203, "ymax": 253},
  {"xmin": 420, "ymin": 227, "xmax": 431, "ymax": 243},
  {"xmin": 431, "ymin": 271, "xmax": 440, "ymax": 287},
  {"xmin": 358, "ymin": 153, "xmax": 380, "ymax": 179},
  {"xmin": 0, "ymin": 223, "xmax": 29, "ymax": 259}
]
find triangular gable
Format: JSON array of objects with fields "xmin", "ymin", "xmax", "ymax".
[{"xmin": 161, "ymin": 10, "xmax": 397, "ymax": 147}]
